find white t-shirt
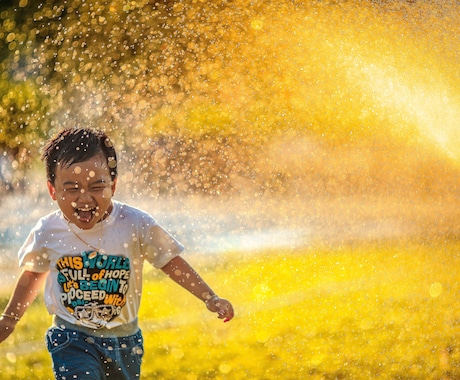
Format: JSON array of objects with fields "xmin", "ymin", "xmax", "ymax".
[{"xmin": 18, "ymin": 200, "xmax": 184, "ymax": 330}]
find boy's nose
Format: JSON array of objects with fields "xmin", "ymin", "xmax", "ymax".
[{"xmin": 78, "ymin": 189, "xmax": 93, "ymax": 202}]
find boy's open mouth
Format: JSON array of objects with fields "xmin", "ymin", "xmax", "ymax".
[{"xmin": 74, "ymin": 206, "xmax": 99, "ymax": 223}]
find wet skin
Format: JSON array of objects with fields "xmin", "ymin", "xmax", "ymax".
[{"xmin": 47, "ymin": 153, "xmax": 117, "ymax": 230}]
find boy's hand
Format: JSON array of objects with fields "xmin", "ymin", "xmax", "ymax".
[
  {"xmin": 205, "ymin": 295, "xmax": 234, "ymax": 322},
  {"xmin": 0, "ymin": 316, "xmax": 18, "ymax": 343}
]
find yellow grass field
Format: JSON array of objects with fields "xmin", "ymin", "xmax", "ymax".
[{"xmin": 0, "ymin": 240, "xmax": 459, "ymax": 379}]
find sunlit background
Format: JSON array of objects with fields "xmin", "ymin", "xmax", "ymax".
[
  {"xmin": 0, "ymin": 0, "xmax": 459, "ymax": 378},
  {"xmin": 1, "ymin": 0, "xmax": 459, "ymax": 195}
]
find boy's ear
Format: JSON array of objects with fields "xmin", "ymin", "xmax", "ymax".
[
  {"xmin": 47, "ymin": 180, "xmax": 57, "ymax": 200},
  {"xmin": 111, "ymin": 177, "xmax": 117, "ymax": 195}
]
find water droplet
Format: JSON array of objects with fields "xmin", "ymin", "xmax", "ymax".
[
  {"xmin": 108, "ymin": 157, "xmax": 117, "ymax": 168},
  {"xmin": 429, "ymin": 282, "xmax": 442, "ymax": 298},
  {"xmin": 132, "ymin": 346, "xmax": 144, "ymax": 355},
  {"xmin": 250, "ymin": 19, "xmax": 264, "ymax": 30},
  {"xmin": 219, "ymin": 363, "xmax": 232, "ymax": 374},
  {"xmin": 6, "ymin": 352, "xmax": 16, "ymax": 363},
  {"xmin": 171, "ymin": 347, "xmax": 184, "ymax": 359}
]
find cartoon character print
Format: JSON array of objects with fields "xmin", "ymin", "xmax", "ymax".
[{"xmin": 56, "ymin": 250, "xmax": 130, "ymax": 329}]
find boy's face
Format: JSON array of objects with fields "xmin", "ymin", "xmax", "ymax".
[{"xmin": 47, "ymin": 153, "xmax": 117, "ymax": 230}]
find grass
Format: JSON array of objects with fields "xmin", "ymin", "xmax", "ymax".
[{"xmin": 0, "ymin": 239, "xmax": 459, "ymax": 379}]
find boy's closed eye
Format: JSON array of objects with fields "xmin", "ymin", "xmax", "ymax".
[
  {"xmin": 90, "ymin": 181, "xmax": 110, "ymax": 191},
  {"xmin": 64, "ymin": 187, "xmax": 79, "ymax": 192}
]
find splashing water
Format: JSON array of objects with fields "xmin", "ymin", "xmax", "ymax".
[
  {"xmin": 2, "ymin": 1, "xmax": 459, "ymax": 159},
  {"xmin": 1, "ymin": 0, "xmax": 459, "ymax": 268},
  {"xmin": 0, "ymin": 4, "xmax": 459, "ymax": 380},
  {"xmin": 355, "ymin": 61, "xmax": 460, "ymax": 158},
  {"xmin": 240, "ymin": 1, "xmax": 460, "ymax": 153}
]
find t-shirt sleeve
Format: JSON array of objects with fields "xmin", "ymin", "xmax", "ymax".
[
  {"xmin": 143, "ymin": 221, "xmax": 185, "ymax": 269},
  {"xmin": 18, "ymin": 220, "xmax": 51, "ymax": 273}
]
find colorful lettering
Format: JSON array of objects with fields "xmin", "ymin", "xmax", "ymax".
[{"xmin": 56, "ymin": 250, "xmax": 131, "ymax": 328}]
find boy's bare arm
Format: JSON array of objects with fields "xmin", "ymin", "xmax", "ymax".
[
  {"xmin": 161, "ymin": 256, "xmax": 234, "ymax": 322},
  {"xmin": 0, "ymin": 270, "xmax": 48, "ymax": 343}
]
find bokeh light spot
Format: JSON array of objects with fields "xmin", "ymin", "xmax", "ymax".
[
  {"xmin": 250, "ymin": 19, "xmax": 264, "ymax": 30},
  {"xmin": 171, "ymin": 347, "xmax": 184, "ymax": 359},
  {"xmin": 219, "ymin": 363, "xmax": 232, "ymax": 374},
  {"xmin": 429, "ymin": 282, "xmax": 443, "ymax": 298},
  {"xmin": 256, "ymin": 330, "xmax": 271, "ymax": 343}
]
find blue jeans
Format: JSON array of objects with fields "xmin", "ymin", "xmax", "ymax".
[{"xmin": 45, "ymin": 326, "xmax": 144, "ymax": 379}]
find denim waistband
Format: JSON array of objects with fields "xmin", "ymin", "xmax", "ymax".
[{"xmin": 53, "ymin": 315, "xmax": 139, "ymax": 338}]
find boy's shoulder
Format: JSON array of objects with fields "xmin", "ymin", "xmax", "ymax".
[
  {"xmin": 112, "ymin": 200, "xmax": 156, "ymax": 223},
  {"xmin": 40, "ymin": 208, "xmax": 65, "ymax": 224},
  {"xmin": 32, "ymin": 208, "xmax": 67, "ymax": 232}
]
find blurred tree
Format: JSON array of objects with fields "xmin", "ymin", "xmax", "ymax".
[
  {"xmin": 0, "ymin": 0, "xmax": 458, "ymax": 198},
  {"xmin": 0, "ymin": 0, "xmax": 258, "ymax": 195},
  {"xmin": 0, "ymin": 2, "xmax": 48, "ymax": 156}
]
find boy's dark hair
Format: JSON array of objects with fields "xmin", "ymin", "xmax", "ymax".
[{"xmin": 41, "ymin": 128, "xmax": 118, "ymax": 184}]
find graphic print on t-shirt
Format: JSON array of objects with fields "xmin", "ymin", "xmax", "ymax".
[{"xmin": 56, "ymin": 250, "xmax": 130, "ymax": 328}]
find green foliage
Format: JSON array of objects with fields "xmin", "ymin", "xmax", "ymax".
[
  {"xmin": 0, "ymin": 0, "xmax": 458, "ymax": 197},
  {"xmin": 1, "ymin": 240, "xmax": 459, "ymax": 379},
  {"xmin": 0, "ymin": 79, "xmax": 47, "ymax": 148}
]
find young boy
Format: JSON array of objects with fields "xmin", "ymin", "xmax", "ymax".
[{"xmin": 0, "ymin": 127, "xmax": 234, "ymax": 379}]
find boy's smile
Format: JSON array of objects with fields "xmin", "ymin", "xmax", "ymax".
[{"xmin": 47, "ymin": 153, "xmax": 117, "ymax": 230}]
